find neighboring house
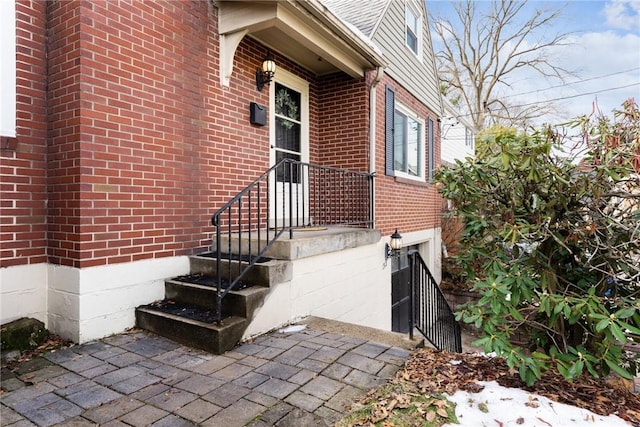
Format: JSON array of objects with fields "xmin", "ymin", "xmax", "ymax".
[
  {"xmin": 440, "ymin": 98, "xmax": 475, "ymax": 256},
  {"xmin": 1, "ymin": 0, "xmax": 444, "ymax": 346},
  {"xmin": 440, "ymin": 97, "xmax": 475, "ymax": 166}
]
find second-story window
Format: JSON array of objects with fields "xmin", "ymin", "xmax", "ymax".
[{"xmin": 405, "ymin": 1, "xmax": 421, "ymax": 57}]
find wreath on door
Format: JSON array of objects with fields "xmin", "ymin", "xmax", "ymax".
[{"xmin": 275, "ymin": 89, "xmax": 299, "ymax": 129}]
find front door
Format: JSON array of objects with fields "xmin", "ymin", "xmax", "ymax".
[{"xmin": 269, "ymin": 70, "xmax": 309, "ymax": 227}]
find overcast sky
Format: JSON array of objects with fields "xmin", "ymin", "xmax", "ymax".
[{"xmin": 427, "ymin": 0, "xmax": 640, "ymax": 127}]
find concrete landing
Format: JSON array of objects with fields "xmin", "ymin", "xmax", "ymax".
[{"xmin": 221, "ymin": 226, "xmax": 381, "ymax": 260}]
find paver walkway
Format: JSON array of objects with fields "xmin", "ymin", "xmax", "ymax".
[{"xmin": 1, "ymin": 321, "xmax": 413, "ymax": 426}]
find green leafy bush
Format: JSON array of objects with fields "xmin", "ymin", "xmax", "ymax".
[{"xmin": 436, "ymin": 100, "xmax": 640, "ymax": 385}]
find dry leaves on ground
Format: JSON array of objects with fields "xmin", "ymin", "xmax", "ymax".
[
  {"xmin": 1, "ymin": 335, "xmax": 73, "ymax": 370},
  {"xmin": 401, "ymin": 348, "xmax": 640, "ymax": 426}
]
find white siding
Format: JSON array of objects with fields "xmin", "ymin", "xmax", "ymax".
[
  {"xmin": 441, "ymin": 100, "xmax": 475, "ymax": 165},
  {"xmin": 0, "ymin": 0, "xmax": 16, "ymax": 137},
  {"xmin": 1, "ymin": 264, "xmax": 48, "ymax": 325},
  {"xmin": 1, "ymin": 257, "xmax": 189, "ymax": 343},
  {"xmin": 371, "ymin": 0, "xmax": 441, "ymax": 114}
]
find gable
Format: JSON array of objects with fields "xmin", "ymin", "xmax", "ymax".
[{"xmin": 371, "ymin": 0, "xmax": 441, "ymax": 114}]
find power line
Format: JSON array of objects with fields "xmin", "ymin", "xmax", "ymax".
[
  {"xmin": 514, "ymin": 82, "xmax": 640, "ymax": 108},
  {"xmin": 445, "ymin": 81, "xmax": 640, "ymax": 121},
  {"xmin": 500, "ymin": 67, "xmax": 640, "ymax": 100}
]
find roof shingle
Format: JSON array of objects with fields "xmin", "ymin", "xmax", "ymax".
[{"xmin": 320, "ymin": 0, "xmax": 388, "ymax": 38}]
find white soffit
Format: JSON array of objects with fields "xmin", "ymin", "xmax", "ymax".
[{"xmin": 217, "ymin": 0, "xmax": 385, "ymax": 86}]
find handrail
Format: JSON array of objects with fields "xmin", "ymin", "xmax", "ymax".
[
  {"xmin": 211, "ymin": 158, "xmax": 374, "ymax": 324},
  {"xmin": 409, "ymin": 250, "xmax": 462, "ymax": 352}
]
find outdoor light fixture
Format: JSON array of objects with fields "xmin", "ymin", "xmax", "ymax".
[
  {"xmin": 256, "ymin": 50, "xmax": 276, "ymax": 91},
  {"xmin": 385, "ymin": 229, "xmax": 403, "ymax": 260}
]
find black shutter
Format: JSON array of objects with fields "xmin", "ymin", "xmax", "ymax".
[
  {"xmin": 385, "ymin": 85, "xmax": 395, "ymax": 176},
  {"xmin": 428, "ymin": 118, "xmax": 434, "ymax": 181}
]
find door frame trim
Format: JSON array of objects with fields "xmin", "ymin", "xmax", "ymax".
[{"xmin": 269, "ymin": 69, "xmax": 309, "ymax": 167}]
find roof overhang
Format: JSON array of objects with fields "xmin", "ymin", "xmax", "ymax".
[{"xmin": 216, "ymin": 0, "xmax": 386, "ymax": 87}]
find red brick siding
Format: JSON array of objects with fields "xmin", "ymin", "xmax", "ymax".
[
  {"xmin": 4, "ymin": 0, "xmax": 328, "ymax": 269},
  {"xmin": 53, "ymin": 0, "xmax": 270, "ymax": 268},
  {"xmin": 46, "ymin": 0, "xmax": 84, "ymax": 267},
  {"xmin": 3, "ymin": 1, "xmax": 441, "ymax": 269},
  {"xmin": 0, "ymin": 0, "xmax": 48, "ymax": 268},
  {"xmin": 318, "ymin": 73, "xmax": 369, "ymax": 172},
  {"xmin": 373, "ymin": 74, "xmax": 442, "ymax": 236}
]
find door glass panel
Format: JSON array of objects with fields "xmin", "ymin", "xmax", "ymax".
[
  {"xmin": 275, "ymin": 151, "xmax": 301, "ymax": 183},
  {"xmin": 275, "ymin": 117, "xmax": 301, "ymax": 152},
  {"xmin": 275, "ymin": 84, "xmax": 300, "ymax": 118},
  {"xmin": 274, "ymin": 83, "xmax": 302, "ymax": 166}
]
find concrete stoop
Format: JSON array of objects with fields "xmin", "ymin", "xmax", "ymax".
[
  {"xmin": 135, "ymin": 254, "xmax": 289, "ymax": 354},
  {"xmin": 135, "ymin": 227, "xmax": 380, "ymax": 355},
  {"xmin": 134, "ymin": 282, "xmax": 271, "ymax": 354}
]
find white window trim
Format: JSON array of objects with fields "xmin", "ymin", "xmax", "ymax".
[
  {"xmin": 405, "ymin": 0, "xmax": 423, "ymax": 61},
  {"xmin": 0, "ymin": 0, "xmax": 16, "ymax": 138},
  {"xmin": 394, "ymin": 102, "xmax": 425, "ymax": 181}
]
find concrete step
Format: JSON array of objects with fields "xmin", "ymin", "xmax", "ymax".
[
  {"xmin": 189, "ymin": 254, "xmax": 292, "ymax": 286},
  {"xmin": 135, "ymin": 253, "xmax": 280, "ymax": 354},
  {"xmin": 165, "ymin": 279, "xmax": 269, "ymax": 318},
  {"xmin": 136, "ymin": 228, "xmax": 379, "ymax": 354},
  {"xmin": 135, "ymin": 307, "xmax": 247, "ymax": 354}
]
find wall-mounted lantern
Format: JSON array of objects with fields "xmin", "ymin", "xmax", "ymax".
[
  {"xmin": 385, "ymin": 229, "xmax": 403, "ymax": 261},
  {"xmin": 256, "ymin": 50, "xmax": 276, "ymax": 91}
]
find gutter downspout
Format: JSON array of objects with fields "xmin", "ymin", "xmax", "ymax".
[{"xmin": 369, "ymin": 66, "xmax": 384, "ymax": 227}]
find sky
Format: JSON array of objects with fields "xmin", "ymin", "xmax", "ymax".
[{"xmin": 427, "ymin": 0, "xmax": 640, "ymax": 128}]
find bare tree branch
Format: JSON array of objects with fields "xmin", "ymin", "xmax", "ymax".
[{"xmin": 432, "ymin": 0, "xmax": 576, "ymax": 130}]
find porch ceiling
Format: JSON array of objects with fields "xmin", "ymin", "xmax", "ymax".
[{"xmin": 217, "ymin": 0, "xmax": 386, "ymax": 86}]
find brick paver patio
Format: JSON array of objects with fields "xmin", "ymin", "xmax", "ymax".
[{"xmin": 1, "ymin": 325, "xmax": 412, "ymax": 426}]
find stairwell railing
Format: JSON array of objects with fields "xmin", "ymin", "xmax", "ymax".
[
  {"xmin": 409, "ymin": 250, "xmax": 462, "ymax": 352},
  {"xmin": 211, "ymin": 158, "xmax": 374, "ymax": 324}
]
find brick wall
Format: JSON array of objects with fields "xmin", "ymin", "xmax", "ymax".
[
  {"xmin": 4, "ymin": 0, "xmax": 442, "ymax": 270},
  {"xmin": 4, "ymin": 0, "xmax": 333, "ymax": 269},
  {"xmin": 43, "ymin": 1, "xmax": 277, "ymax": 268},
  {"xmin": 0, "ymin": 0, "xmax": 48, "ymax": 268},
  {"xmin": 374, "ymin": 74, "xmax": 442, "ymax": 236},
  {"xmin": 318, "ymin": 73, "xmax": 369, "ymax": 172},
  {"xmin": 46, "ymin": 0, "xmax": 83, "ymax": 267},
  {"xmin": 315, "ymin": 71, "xmax": 443, "ymax": 237}
]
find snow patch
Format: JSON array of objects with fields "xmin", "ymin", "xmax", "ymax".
[{"xmin": 443, "ymin": 380, "xmax": 630, "ymax": 427}]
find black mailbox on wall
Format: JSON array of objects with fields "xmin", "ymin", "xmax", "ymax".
[{"xmin": 249, "ymin": 102, "xmax": 267, "ymax": 126}]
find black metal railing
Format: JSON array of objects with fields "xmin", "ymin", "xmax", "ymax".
[
  {"xmin": 211, "ymin": 158, "xmax": 374, "ymax": 324},
  {"xmin": 409, "ymin": 250, "xmax": 462, "ymax": 352}
]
